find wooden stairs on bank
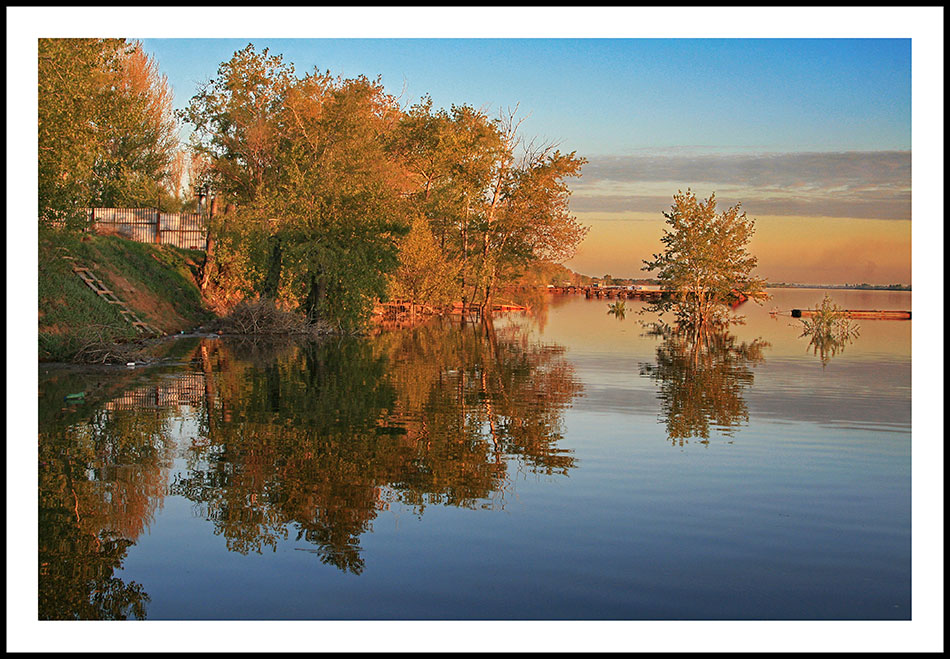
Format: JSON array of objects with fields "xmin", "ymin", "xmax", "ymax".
[{"xmin": 58, "ymin": 248, "xmax": 163, "ymax": 337}]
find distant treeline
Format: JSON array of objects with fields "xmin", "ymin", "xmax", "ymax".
[{"xmin": 767, "ymin": 283, "xmax": 911, "ymax": 291}]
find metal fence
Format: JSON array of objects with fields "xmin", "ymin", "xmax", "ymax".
[{"xmin": 87, "ymin": 208, "xmax": 208, "ymax": 250}]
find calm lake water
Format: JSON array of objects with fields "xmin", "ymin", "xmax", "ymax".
[{"xmin": 37, "ymin": 288, "xmax": 912, "ymax": 620}]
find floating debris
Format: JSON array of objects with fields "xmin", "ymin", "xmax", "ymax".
[{"xmin": 792, "ymin": 308, "xmax": 910, "ymax": 320}]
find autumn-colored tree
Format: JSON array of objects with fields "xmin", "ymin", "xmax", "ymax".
[
  {"xmin": 389, "ymin": 103, "xmax": 588, "ymax": 315},
  {"xmin": 642, "ymin": 190, "xmax": 767, "ymax": 334},
  {"xmin": 270, "ymin": 71, "xmax": 409, "ymax": 328},
  {"xmin": 182, "ymin": 44, "xmax": 294, "ymax": 205},
  {"xmin": 97, "ymin": 42, "xmax": 181, "ymax": 208},
  {"xmin": 388, "ymin": 100, "xmax": 503, "ymax": 310},
  {"xmin": 184, "ymin": 45, "xmax": 588, "ymax": 328},
  {"xmin": 181, "ymin": 45, "xmax": 295, "ymax": 308},
  {"xmin": 475, "ymin": 142, "xmax": 588, "ymax": 313}
]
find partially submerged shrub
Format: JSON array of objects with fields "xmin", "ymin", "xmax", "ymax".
[
  {"xmin": 607, "ymin": 300, "xmax": 626, "ymax": 319},
  {"xmin": 799, "ymin": 294, "xmax": 860, "ymax": 365},
  {"xmin": 214, "ymin": 298, "xmax": 333, "ymax": 336}
]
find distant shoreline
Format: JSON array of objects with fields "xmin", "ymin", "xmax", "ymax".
[
  {"xmin": 765, "ymin": 284, "xmax": 911, "ymax": 291},
  {"xmin": 562, "ymin": 269, "xmax": 911, "ymax": 292}
]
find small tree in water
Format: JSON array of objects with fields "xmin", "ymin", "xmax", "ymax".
[{"xmin": 642, "ymin": 190, "xmax": 767, "ymax": 335}]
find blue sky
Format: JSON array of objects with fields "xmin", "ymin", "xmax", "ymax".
[{"xmin": 141, "ymin": 38, "xmax": 911, "ymax": 156}]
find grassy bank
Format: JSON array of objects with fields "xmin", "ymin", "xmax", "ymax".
[{"xmin": 39, "ymin": 231, "xmax": 214, "ymax": 361}]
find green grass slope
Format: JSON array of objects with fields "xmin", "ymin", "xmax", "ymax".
[{"xmin": 39, "ymin": 231, "xmax": 214, "ymax": 361}]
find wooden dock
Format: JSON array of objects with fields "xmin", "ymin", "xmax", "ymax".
[{"xmin": 546, "ymin": 285, "xmax": 668, "ymax": 301}]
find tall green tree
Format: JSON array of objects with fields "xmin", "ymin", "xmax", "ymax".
[
  {"xmin": 39, "ymin": 38, "xmax": 117, "ymax": 227},
  {"xmin": 181, "ymin": 45, "xmax": 296, "ymax": 306},
  {"xmin": 38, "ymin": 38, "xmax": 182, "ymax": 227},
  {"xmin": 182, "ymin": 44, "xmax": 294, "ymax": 205},
  {"xmin": 642, "ymin": 189, "xmax": 767, "ymax": 334}
]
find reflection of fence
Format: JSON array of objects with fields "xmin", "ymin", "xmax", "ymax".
[
  {"xmin": 104, "ymin": 372, "xmax": 207, "ymax": 412},
  {"xmin": 87, "ymin": 208, "xmax": 208, "ymax": 250}
]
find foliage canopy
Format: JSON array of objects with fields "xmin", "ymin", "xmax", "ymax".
[
  {"xmin": 182, "ymin": 45, "xmax": 409, "ymax": 330},
  {"xmin": 184, "ymin": 44, "xmax": 589, "ymax": 329}
]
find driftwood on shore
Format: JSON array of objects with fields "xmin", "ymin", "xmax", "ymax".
[{"xmin": 213, "ymin": 299, "xmax": 334, "ymax": 336}]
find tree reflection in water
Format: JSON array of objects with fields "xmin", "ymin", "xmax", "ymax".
[
  {"xmin": 39, "ymin": 371, "xmax": 181, "ymax": 619},
  {"xmin": 641, "ymin": 324, "xmax": 768, "ymax": 444},
  {"xmin": 170, "ymin": 318, "xmax": 582, "ymax": 575},
  {"xmin": 38, "ymin": 322, "xmax": 582, "ymax": 618}
]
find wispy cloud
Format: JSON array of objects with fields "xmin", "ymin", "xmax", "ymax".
[{"xmin": 570, "ymin": 151, "xmax": 911, "ymax": 220}]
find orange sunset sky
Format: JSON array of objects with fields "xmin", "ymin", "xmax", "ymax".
[{"xmin": 569, "ymin": 211, "xmax": 911, "ymax": 286}]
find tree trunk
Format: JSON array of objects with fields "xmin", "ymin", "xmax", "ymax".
[
  {"xmin": 200, "ymin": 232, "xmax": 216, "ymax": 291},
  {"xmin": 262, "ymin": 236, "xmax": 282, "ymax": 299},
  {"xmin": 460, "ymin": 201, "xmax": 469, "ymax": 302},
  {"xmin": 479, "ymin": 263, "xmax": 498, "ymax": 317},
  {"xmin": 304, "ymin": 268, "xmax": 327, "ymax": 323},
  {"xmin": 200, "ymin": 202, "xmax": 223, "ymax": 291}
]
